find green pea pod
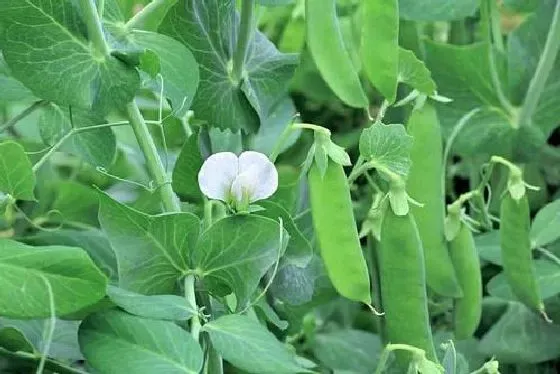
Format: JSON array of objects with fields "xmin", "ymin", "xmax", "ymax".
[
  {"xmin": 407, "ymin": 104, "xmax": 462, "ymax": 298},
  {"xmin": 308, "ymin": 160, "xmax": 371, "ymax": 304},
  {"xmin": 449, "ymin": 222, "xmax": 482, "ymax": 340},
  {"xmin": 306, "ymin": 0, "xmax": 368, "ymax": 108},
  {"xmin": 500, "ymin": 193, "xmax": 545, "ymax": 314},
  {"xmin": 361, "ymin": 0, "xmax": 399, "ymax": 102},
  {"xmin": 379, "ymin": 205, "xmax": 437, "ymax": 366}
]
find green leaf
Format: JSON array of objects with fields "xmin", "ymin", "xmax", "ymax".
[
  {"xmin": 271, "ymin": 256, "xmax": 326, "ymax": 305},
  {"xmin": 474, "ymin": 230, "xmax": 502, "ymax": 266},
  {"xmin": 0, "ymin": 239, "xmax": 107, "ymax": 318},
  {"xmin": 425, "ymin": 41, "xmax": 516, "ymax": 157},
  {"xmin": 425, "ymin": 42, "xmax": 505, "ymax": 110},
  {"xmin": 361, "ymin": 0, "xmax": 399, "ymax": 102},
  {"xmin": 255, "ymin": 200, "xmax": 313, "ymax": 267},
  {"xmin": 359, "ymin": 123, "xmax": 414, "ymax": 177},
  {"xmin": 126, "ymin": 30, "xmax": 200, "ymax": 117},
  {"xmin": 203, "ymin": 314, "xmax": 311, "ymax": 373},
  {"xmin": 508, "ymin": 0, "xmax": 560, "ymax": 134},
  {"xmin": 479, "ymin": 302, "xmax": 560, "ymax": 363},
  {"xmin": 0, "ymin": 141, "xmax": 36, "ymax": 200},
  {"xmin": 398, "ymin": 48, "xmax": 437, "ymax": 95},
  {"xmin": 487, "ymin": 259, "xmax": 560, "ymax": 301},
  {"xmin": 107, "ymin": 286, "xmax": 196, "ymax": 321},
  {"xmin": 172, "ymin": 133, "xmax": 204, "ymax": 202},
  {"xmin": 0, "ymin": 318, "xmax": 82, "ymax": 361},
  {"xmin": 530, "ymin": 199, "xmax": 560, "ymax": 248},
  {"xmin": 0, "ymin": 58, "xmax": 36, "ymax": 103},
  {"xmin": 0, "ymin": 1, "xmax": 139, "ymax": 116},
  {"xmin": 25, "ymin": 228, "xmax": 118, "ymax": 282},
  {"xmin": 193, "ymin": 215, "xmax": 288, "ymax": 308},
  {"xmin": 249, "ymin": 97, "xmax": 300, "ymax": 156},
  {"xmin": 399, "ymin": 0, "xmax": 478, "ymax": 21},
  {"xmin": 312, "ymin": 329, "xmax": 382, "ymax": 373},
  {"xmin": 98, "ymin": 193, "xmax": 200, "ymax": 294},
  {"xmin": 79, "ymin": 310, "xmax": 203, "ymax": 374},
  {"xmin": 39, "ymin": 104, "xmax": 117, "ymax": 168},
  {"xmin": 160, "ymin": 0, "xmax": 298, "ymax": 132},
  {"xmin": 49, "ymin": 181, "xmax": 99, "ymax": 226}
]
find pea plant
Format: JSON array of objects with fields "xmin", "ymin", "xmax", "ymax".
[{"xmin": 0, "ymin": 0, "xmax": 559, "ymax": 373}]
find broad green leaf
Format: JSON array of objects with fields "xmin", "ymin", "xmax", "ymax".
[
  {"xmin": 474, "ymin": 230, "xmax": 502, "ymax": 266},
  {"xmin": 98, "ymin": 193, "xmax": 200, "ymax": 294},
  {"xmin": 399, "ymin": 0, "xmax": 478, "ymax": 21},
  {"xmin": 249, "ymin": 97, "xmax": 300, "ymax": 156},
  {"xmin": 487, "ymin": 259, "xmax": 560, "ymax": 301},
  {"xmin": 172, "ymin": 133, "xmax": 204, "ymax": 202},
  {"xmin": 0, "ymin": 141, "xmax": 36, "ymax": 200},
  {"xmin": 359, "ymin": 123, "xmax": 413, "ymax": 177},
  {"xmin": 479, "ymin": 302, "xmax": 560, "ymax": 363},
  {"xmin": 312, "ymin": 329, "xmax": 382, "ymax": 373},
  {"xmin": 203, "ymin": 314, "xmax": 311, "ymax": 373},
  {"xmin": 398, "ymin": 48, "xmax": 437, "ymax": 95},
  {"xmin": 425, "ymin": 41, "xmax": 516, "ymax": 157},
  {"xmin": 0, "ymin": 318, "xmax": 82, "ymax": 361},
  {"xmin": 425, "ymin": 42, "xmax": 504, "ymax": 110},
  {"xmin": 49, "ymin": 181, "xmax": 99, "ymax": 226},
  {"xmin": 0, "ymin": 239, "xmax": 107, "ymax": 318},
  {"xmin": 125, "ymin": 30, "xmax": 199, "ymax": 117},
  {"xmin": 193, "ymin": 215, "xmax": 288, "ymax": 308},
  {"xmin": 39, "ymin": 104, "xmax": 117, "ymax": 168},
  {"xmin": 508, "ymin": 0, "xmax": 560, "ymax": 134},
  {"xmin": 209, "ymin": 127, "xmax": 243, "ymax": 153},
  {"xmin": 107, "ymin": 286, "xmax": 196, "ymax": 321},
  {"xmin": 0, "ymin": 58, "xmax": 36, "ymax": 103},
  {"xmin": 79, "ymin": 310, "xmax": 203, "ymax": 374},
  {"xmin": 26, "ymin": 228, "xmax": 118, "ymax": 282},
  {"xmin": 530, "ymin": 199, "xmax": 560, "ymax": 248},
  {"xmin": 271, "ymin": 255, "xmax": 333, "ymax": 305},
  {"xmin": 361, "ymin": 0, "xmax": 399, "ymax": 102},
  {"xmin": 0, "ymin": 1, "xmax": 139, "ymax": 116},
  {"xmin": 160, "ymin": 0, "xmax": 298, "ymax": 132},
  {"xmin": 256, "ymin": 200, "xmax": 313, "ymax": 267}
]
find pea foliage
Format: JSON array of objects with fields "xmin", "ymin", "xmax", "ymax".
[{"xmin": 0, "ymin": 0, "xmax": 559, "ymax": 373}]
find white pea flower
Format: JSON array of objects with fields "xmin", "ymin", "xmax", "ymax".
[{"xmin": 198, "ymin": 151, "xmax": 278, "ymax": 212}]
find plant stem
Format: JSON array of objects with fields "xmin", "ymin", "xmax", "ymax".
[
  {"xmin": 232, "ymin": 0, "xmax": 255, "ymax": 83},
  {"xmin": 125, "ymin": 0, "xmax": 178, "ymax": 31},
  {"xmin": 517, "ymin": 0, "xmax": 560, "ymax": 127},
  {"xmin": 481, "ymin": 0, "xmax": 513, "ymax": 115},
  {"xmin": 489, "ymin": 0, "xmax": 504, "ymax": 53},
  {"xmin": 185, "ymin": 275, "xmax": 201, "ymax": 340},
  {"xmin": 79, "ymin": 0, "xmax": 110, "ymax": 56},
  {"xmin": 126, "ymin": 102, "xmax": 180, "ymax": 212},
  {"xmin": 0, "ymin": 101, "xmax": 48, "ymax": 134}
]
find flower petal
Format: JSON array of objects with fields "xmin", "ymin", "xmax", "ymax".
[
  {"xmin": 238, "ymin": 151, "xmax": 278, "ymax": 202},
  {"xmin": 198, "ymin": 152, "xmax": 238, "ymax": 201}
]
